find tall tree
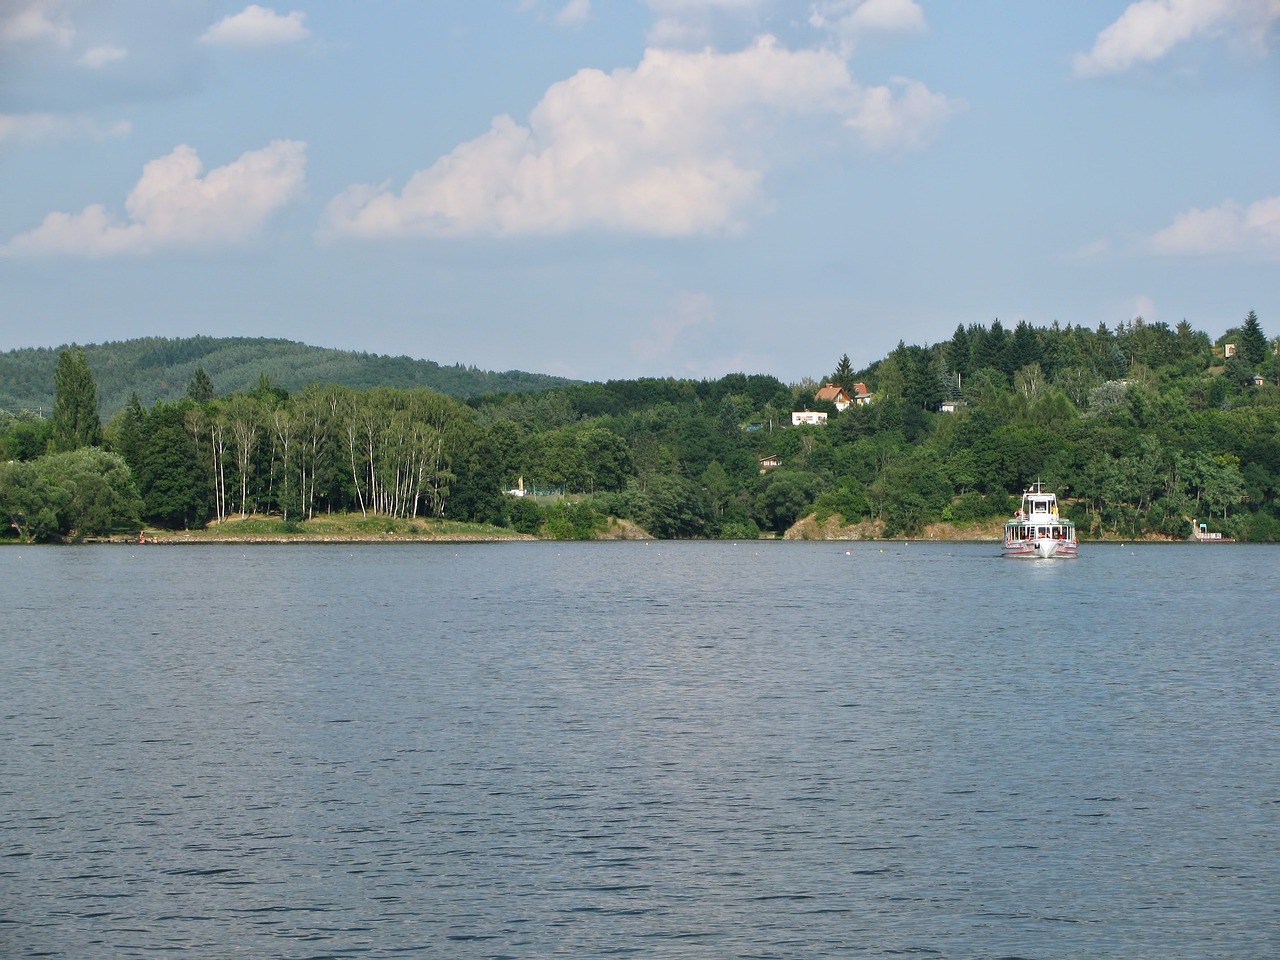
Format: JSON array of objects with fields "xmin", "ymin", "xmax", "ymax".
[
  {"xmin": 113, "ymin": 393, "xmax": 146, "ymax": 472},
  {"xmin": 50, "ymin": 346, "xmax": 101, "ymax": 452},
  {"xmin": 972, "ymin": 319, "xmax": 1008, "ymax": 375},
  {"xmin": 1240, "ymin": 310, "xmax": 1267, "ymax": 367},
  {"xmin": 946, "ymin": 324, "xmax": 971, "ymax": 379},
  {"xmin": 829, "ymin": 353, "xmax": 855, "ymax": 391},
  {"xmin": 137, "ymin": 402, "xmax": 209, "ymax": 529},
  {"xmin": 187, "ymin": 367, "xmax": 217, "ymax": 404}
]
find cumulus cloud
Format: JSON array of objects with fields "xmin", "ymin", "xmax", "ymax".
[
  {"xmin": 0, "ymin": 112, "xmax": 130, "ymax": 145},
  {"xmin": 1149, "ymin": 195, "xmax": 1280, "ymax": 257},
  {"xmin": 810, "ymin": 0, "xmax": 926, "ymax": 51},
  {"xmin": 200, "ymin": 4, "xmax": 309, "ymax": 47},
  {"xmin": 0, "ymin": 0, "xmax": 74, "ymax": 46},
  {"xmin": 1075, "ymin": 0, "xmax": 1280, "ymax": 76},
  {"xmin": 325, "ymin": 37, "xmax": 959, "ymax": 239},
  {"xmin": 3, "ymin": 140, "xmax": 307, "ymax": 256},
  {"xmin": 844, "ymin": 76, "xmax": 956, "ymax": 150}
]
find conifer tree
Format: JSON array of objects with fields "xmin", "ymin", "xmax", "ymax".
[
  {"xmin": 830, "ymin": 353, "xmax": 855, "ymax": 391},
  {"xmin": 1240, "ymin": 310, "xmax": 1267, "ymax": 367},
  {"xmin": 50, "ymin": 346, "xmax": 101, "ymax": 452},
  {"xmin": 115, "ymin": 393, "xmax": 146, "ymax": 472},
  {"xmin": 187, "ymin": 367, "xmax": 217, "ymax": 404}
]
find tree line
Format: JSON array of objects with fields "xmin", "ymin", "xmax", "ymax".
[
  {"xmin": 3, "ymin": 313, "xmax": 1279, "ymax": 543},
  {"xmin": 0, "ymin": 335, "xmax": 579, "ymax": 416}
]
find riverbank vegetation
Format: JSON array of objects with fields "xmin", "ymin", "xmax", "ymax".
[{"xmin": 4, "ymin": 314, "xmax": 1279, "ymax": 544}]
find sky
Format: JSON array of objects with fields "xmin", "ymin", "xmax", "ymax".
[{"xmin": 1, "ymin": 1, "xmax": 1278, "ymax": 383}]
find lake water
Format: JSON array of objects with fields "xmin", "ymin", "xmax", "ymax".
[{"xmin": 2, "ymin": 540, "xmax": 1277, "ymax": 959}]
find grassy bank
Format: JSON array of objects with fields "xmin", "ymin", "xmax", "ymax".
[{"xmin": 131, "ymin": 513, "xmax": 534, "ymax": 543}]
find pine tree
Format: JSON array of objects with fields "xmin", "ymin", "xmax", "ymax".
[
  {"xmin": 830, "ymin": 353, "xmax": 855, "ymax": 391},
  {"xmin": 187, "ymin": 367, "xmax": 217, "ymax": 404},
  {"xmin": 947, "ymin": 324, "xmax": 971, "ymax": 379},
  {"xmin": 115, "ymin": 393, "xmax": 146, "ymax": 472},
  {"xmin": 1240, "ymin": 310, "xmax": 1267, "ymax": 367},
  {"xmin": 50, "ymin": 346, "xmax": 101, "ymax": 452}
]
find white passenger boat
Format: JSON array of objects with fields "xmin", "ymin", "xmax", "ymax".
[{"xmin": 1003, "ymin": 482, "xmax": 1078, "ymax": 558}]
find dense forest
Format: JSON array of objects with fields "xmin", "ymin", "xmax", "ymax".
[
  {"xmin": 3, "ymin": 313, "xmax": 1279, "ymax": 543},
  {"xmin": 0, "ymin": 336, "xmax": 579, "ymax": 415}
]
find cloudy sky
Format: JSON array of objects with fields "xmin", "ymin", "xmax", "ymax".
[{"xmin": 2, "ymin": 1, "xmax": 1277, "ymax": 382}]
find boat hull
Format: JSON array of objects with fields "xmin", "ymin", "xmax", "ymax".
[{"xmin": 1003, "ymin": 537, "xmax": 1078, "ymax": 559}]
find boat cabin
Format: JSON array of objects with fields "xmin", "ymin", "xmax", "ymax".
[{"xmin": 1017, "ymin": 482, "xmax": 1059, "ymax": 519}]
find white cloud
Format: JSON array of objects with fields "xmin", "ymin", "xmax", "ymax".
[
  {"xmin": 1149, "ymin": 195, "xmax": 1280, "ymax": 257},
  {"xmin": 200, "ymin": 4, "xmax": 309, "ymax": 47},
  {"xmin": 0, "ymin": 112, "xmax": 130, "ymax": 145},
  {"xmin": 845, "ymin": 76, "xmax": 958, "ymax": 150},
  {"xmin": 3, "ymin": 140, "xmax": 307, "ymax": 257},
  {"xmin": 556, "ymin": 0, "xmax": 591, "ymax": 28},
  {"xmin": 0, "ymin": 0, "xmax": 74, "ymax": 46},
  {"xmin": 325, "ymin": 37, "xmax": 959, "ymax": 239},
  {"xmin": 810, "ymin": 0, "xmax": 926, "ymax": 51},
  {"xmin": 644, "ymin": 0, "xmax": 925, "ymax": 48},
  {"xmin": 79, "ymin": 43, "xmax": 126, "ymax": 68},
  {"xmin": 1075, "ymin": 0, "xmax": 1280, "ymax": 76}
]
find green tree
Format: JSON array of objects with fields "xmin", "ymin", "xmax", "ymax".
[
  {"xmin": 1240, "ymin": 310, "xmax": 1267, "ymax": 367},
  {"xmin": 187, "ymin": 367, "xmax": 217, "ymax": 403},
  {"xmin": 947, "ymin": 324, "xmax": 972, "ymax": 379},
  {"xmin": 0, "ymin": 460, "xmax": 64, "ymax": 542},
  {"xmin": 50, "ymin": 346, "xmax": 101, "ymax": 452},
  {"xmin": 38, "ymin": 447, "xmax": 142, "ymax": 538},
  {"xmin": 137, "ymin": 402, "xmax": 210, "ymax": 528},
  {"xmin": 829, "ymin": 353, "xmax": 855, "ymax": 391},
  {"xmin": 626, "ymin": 475, "xmax": 709, "ymax": 538},
  {"xmin": 754, "ymin": 470, "xmax": 823, "ymax": 532},
  {"xmin": 1, "ymin": 411, "xmax": 52, "ymax": 461},
  {"xmin": 109, "ymin": 393, "xmax": 146, "ymax": 472},
  {"xmin": 700, "ymin": 460, "xmax": 732, "ymax": 519}
]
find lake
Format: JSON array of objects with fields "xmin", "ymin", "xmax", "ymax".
[{"xmin": 2, "ymin": 541, "xmax": 1277, "ymax": 958}]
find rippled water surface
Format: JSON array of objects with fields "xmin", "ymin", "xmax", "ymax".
[{"xmin": 2, "ymin": 541, "xmax": 1278, "ymax": 958}]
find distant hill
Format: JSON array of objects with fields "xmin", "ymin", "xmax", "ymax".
[{"xmin": 0, "ymin": 336, "xmax": 580, "ymax": 416}]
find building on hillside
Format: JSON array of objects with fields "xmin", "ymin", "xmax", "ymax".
[
  {"xmin": 939, "ymin": 400, "xmax": 961, "ymax": 414},
  {"xmin": 814, "ymin": 383, "xmax": 852, "ymax": 411},
  {"xmin": 759, "ymin": 454, "xmax": 781, "ymax": 473},
  {"xmin": 791, "ymin": 410, "xmax": 828, "ymax": 426},
  {"xmin": 850, "ymin": 382, "xmax": 873, "ymax": 406}
]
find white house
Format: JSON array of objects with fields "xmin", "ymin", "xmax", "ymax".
[{"xmin": 791, "ymin": 410, "xmax": 828, "ymax": 426}]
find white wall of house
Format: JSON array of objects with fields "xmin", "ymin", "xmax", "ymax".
[{"xmin": 791, "ymin": 410, "xmax": 828, "ymax": 426}]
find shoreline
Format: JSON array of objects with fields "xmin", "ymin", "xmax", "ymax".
[{"xmin": 62, "ymin": 531, "xmax": 1204, "ymax": 546}]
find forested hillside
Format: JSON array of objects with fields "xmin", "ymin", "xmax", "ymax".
[
  {"xmin": 0, "ymin": 336, "xmax": 579, "ymax": 415},
  {"xmin": 3, "ymin": 314, "xmax": 1279, "ymax": 543}
]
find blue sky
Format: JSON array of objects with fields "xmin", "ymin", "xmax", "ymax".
[{"xmin": 2, "ymin": 1, "xmax": 1277, "ymax": 383}]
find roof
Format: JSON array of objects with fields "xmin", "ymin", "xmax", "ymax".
[{"xmin": 814, "ymin": 383, "xmax": 849, "ymax": 403}]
